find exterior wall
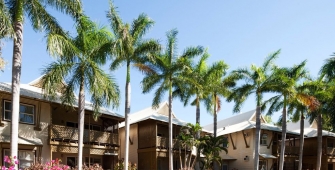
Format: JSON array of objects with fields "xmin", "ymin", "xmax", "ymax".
[
  {"xmin": 220, "ymin": 129, "xmax": 276, "ymax": 170},
  {"xmin": 0, "ymin": 93, "xmax": 51, "ymax": 164},
  {"xmin": 220, "ymin": 129, "xmax": 254, "ymax": 170},
  {"xmin": 119, "ymin": 123, "xmax": 138, "ymax": 165}
]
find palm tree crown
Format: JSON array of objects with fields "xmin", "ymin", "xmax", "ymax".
[
  {"xmin": 141, "ymin": 29, "xmax": 204, "ymax": 170},
  {"xmin": 42, "ymin": 16, "xmax": 120, "ymax": 169},
  {"xmin": 228, "ymin": 49, "xmax": 281, "ymax": 170}
]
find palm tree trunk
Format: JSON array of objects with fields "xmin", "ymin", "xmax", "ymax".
[
  {"xmin": 169, "ymin": 77, "xmax": 173, "ymax": 170},
  {"xmin": 10, "ymin": 19, "xmax": 24, "ymax": 170},
  {"xmin": 298, "ymin": 112, "xmax": 304, "ymax": 170},
  {"xmin": 195, "ymin": 96, "xmax": 200, "ymax": 170},
  {"xmin": 279, "ymin": 97, "xmax": 287, "ymax": 170},
  {"xmin": 254, "ymin": 105, "xmax": 261, "ymax": 170},
  {"xmin": 213, "ymin": 93, "xmax": 219, "ymax": 170},
  {"xmin": 77, "ymin": 79, "xmax": 85, "ymax": 170},
  {"xmin": 124, "ymin": 62, "xmax": 131, "ymax": 170},
  {"xmin": 316, "ymin": 113, "xmax": 322, "ymax": 170},
  {"xmin": 179, "ymin": 145, "xmax": 183, "ymax": 170}
]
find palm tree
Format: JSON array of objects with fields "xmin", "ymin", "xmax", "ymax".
[
  {"xmin": 198, "ymin": 135, "xmax": 227, "ymax": 170},
  {"xmin": 2, "ymin": 0, "xmax": 82, "ymax": 164},
  {"xmin": 106, "ymin": 3, "xmax": 160, "ymax": 168},
  {"xmin": 265, "ymin": 60, "xmax": 308, "ymax": 170},
  {"xmin": 177, "ymin": 123, "xmax": 202, "ymax": 170},
  {"xmin": 41, "ymin": 16, "xmax": 120, "ymax": 170},
  {"xmin": 227, "ymin": 50, "xmax": 281, "ymax": 170},
  {"xmin": 141, "ymin": 29, "xmax": 204, "ymax": 170}
]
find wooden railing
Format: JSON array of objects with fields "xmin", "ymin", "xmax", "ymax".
[
  {"xmin": 50, "ymin": 124, "xmax": 118, "ymax": 146},
  {"xmin": 326, "ymin": 147, "xmax": 335, "ymax": 155},
  {"xmin": 156, "ymin": 136, "xmax": 190, "ymax": 150},
  {"xmin": 272, "ymin": 145, "xmax": 299, "ymax": 155}
]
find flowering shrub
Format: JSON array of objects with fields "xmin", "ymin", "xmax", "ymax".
[
  {"xmin": 113, "ymin": 159, "xmax": 137, "ymax": 170},
  {"xmin": 24, "ymin": 158, "xmax": 70, "ymax": 170},
  {"xmin": 2, "ymin": 155, "xmax": 19, "ymax": 170},
  {"xmin": 2, "ymin": 156, "xmax": 105, "ymax": 170}
]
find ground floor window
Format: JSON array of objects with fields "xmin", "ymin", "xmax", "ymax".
[
  {"xmin": 4, "ymin": 149, "xmax": 35, "ymax": 169},
  {"xmin": 222, "ymin": 164, "xmax": 228, "ymax": 170},
  {"xmin": 85, "ymin": 157, "xmax": 101, "ymax": 166},
  {"xmin": 67, "ymin": 157, "xmax": 78, "ymax": 168},
  {"xmin": 259, "ymin": 160, "xmax": 267, "ymax": 170}
]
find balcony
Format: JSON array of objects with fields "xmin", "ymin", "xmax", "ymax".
[
  {"xmin": 273, "ymin": 145, "xmax": 299, "ymax": 155},
  {"xmin": 50, "ymin": 124, "xmax": 119, "ymax": 146},
  {"xmin": 156, "ymin": 136, "xmax": 191, "ymax": 150}
]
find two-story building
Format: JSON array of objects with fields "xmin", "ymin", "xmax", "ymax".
[
  {"xmin": 0, "ymin": 77, "xmax": 124, "ymax": 169},
  {"xmin": 119, "ymin": 102, "xmax": 194, "ymax": 170},
  {"xmin": 288, "ymin": 119, "xmax": 335, "ymax": 170},
  {"xmin": 203, "ymin": 110, "xmax": 300, "ymax": 170}
]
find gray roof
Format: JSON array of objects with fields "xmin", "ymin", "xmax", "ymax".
[
  {"xmin": 203, "ymin": 110, "xmax": 256, "ymax": 132},
  {"xmin": 0, "ymin": 82, "xmax": 123, "ymax": 118},
  {"xmin": 216, "ymin": 120, "xmax": 299, "ymax": 136},
  {"xmin": 286, "ymin": 119, "xmax": 311, "ymax": 131},
  {"xmin": 119, "ymin": 102, "xmax": 187, "ymax": 128}
]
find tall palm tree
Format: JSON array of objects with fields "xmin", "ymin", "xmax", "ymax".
[
  {"xmin": 227, "ymin": 50, "xmax": 281, "ymax": 170},
  {"xmin": 41, "ymin": 16, "xmax": 120, "ymax": 170},
  {"xmin": 266, "ymin": 61, "xmax": 308, "ymax": 170},
  {"xmin": 106, "ymin": 3, "xmax": 160, "ymax": 169},
  {"xmin": 141, "ymin": 29, "xmax": 204, "ymax": 170},
  {"xmin": 2, "ymin": 0, "xmax": 82, "ymax": 164}
]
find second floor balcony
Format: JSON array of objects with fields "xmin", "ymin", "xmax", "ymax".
[{"xmin": 49, "ymin": 124, "xmax": 119, "ymax": 146}]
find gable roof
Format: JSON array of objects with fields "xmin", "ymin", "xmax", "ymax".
[
  {"xmin": 287, "ymin": 119, "xmax": 335, "ymax": 138},
  {"xmin": 203, "ymin": 110, "xmax": 266, "ymax": 132},
  {"xmin": 119, "ymin": 101, "xmax": 187, "ymax": 128},
  {"xmin": 0, "ymin": 81, "xmax": 123, "ymax": 119},
  {"xmin": 216, "ymin": 120, "xmax": 299, "ymax": 136}
]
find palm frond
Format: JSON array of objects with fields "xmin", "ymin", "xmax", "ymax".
[{"xmin": 130, "ymin": 13, "xmax": 154, "ymax": 42}]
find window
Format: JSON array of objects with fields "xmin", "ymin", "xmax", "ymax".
[
  {"xmin": 4, "ymin": 149, "xmax": 35, "ymax": 169},
  {"xmin": 85, "ymin": 157, "xmax": 101, "ymax": 166},
  {"xmin": 223, "ymin": 137, "xmax": 228, "ymax": 148},
  {"xmin": 259, "ymin": 160, "xmax": 267, "ymax": 170},
  {"xmin": 4, "ymin": 101, "xmax": 34, "ymax": 124},
  {"xmin": 67, "ymin": 157, "xmax": 78, "ymax": 168},
  {"xmin": 260, "ymin": 133, "xmax": 267, "ymax": 145},
  {"xmin": 66, "ymin": 122, "xmax": 78, "ymax": 128}
]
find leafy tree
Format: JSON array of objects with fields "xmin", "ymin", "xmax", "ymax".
[
  {"xmin": 42, "ymin": 16, "xmax": 120, "ymax": 169},
  {"xmin": 141, "ymin": 29, "xmax": 203, "ymax": 169},
  {"xmin": 106, "ymin": 3, "xmax": 160, "ymax": 168},
  {"xmin": 198, "ymin": 135, "xmax": 227, "ymax": 170},
  {"xmin": 227, "ymin": 50, "xmax": 280, "ymax": 170},
  {"xmin": 177, "ymin": 123, "xmax": 202, "ymax": 170},
  {"xmin": 3, "ymin": 0, "xmax": 82, "ymax": 165}
]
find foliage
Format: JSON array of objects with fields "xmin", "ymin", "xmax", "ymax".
[
  {"xmin": 113, "ymin": 159, "xmax": 137, "ymax": 170},
  {"xmin": 177, "ymin": 123, "xmax": 202, "ymax": 169},
  {"xmin": 198, "ymin": 135, "xmax": 227, "ymax": 170}
]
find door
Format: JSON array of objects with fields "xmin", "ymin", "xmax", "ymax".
[{"xmin": 329, "ymin": 164, "xmax": 333, "ymax": 170}]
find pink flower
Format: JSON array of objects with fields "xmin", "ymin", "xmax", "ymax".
[
  {"xmin": 2, "ymin": 166, "xmax": 6, "ymax": 170},
  {"xmin": 14, "ymin": 160, "xmax": 19, "ymax": 164},
  {"xmin": 13, "ymin": 156, "xmax": 16, "ymax": 159}
]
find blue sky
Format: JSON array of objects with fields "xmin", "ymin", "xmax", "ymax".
[{"xmin": 1, "ymin": 1, "xmax": 335, "ymax": 126}]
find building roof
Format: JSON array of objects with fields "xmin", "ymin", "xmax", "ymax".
[
  {"xmin": 119, "ymin": 101, "xmax": 188, "ymax": 128},
  {"xmin": 0, "ymin": 135, "xmax": 43, "ymax": 146},
  {"xmin": 287, "ymin": 118, "xmax": 335, "ymax": 138},
  {"xmin": 0, "ymin": 81, "xmax": 123, "ymax": 119},
  {"xmin": 293, "ymin": 127, "xmax": 335, "ymax": 138},
  {"xmin": 216, "ymin": 120, "xmax": 299, "ymax": 136}
]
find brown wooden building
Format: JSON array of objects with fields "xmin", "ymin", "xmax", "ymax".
[
  {"xmin": 119, "ymin": 102, "xmax": 192, "ymax": 170},
  {"xmin": 0, "ymin": 77, "xmax": 124, "ymax": 169},
  {"xmin": 288, "ymin": 119, "xmax": 335, "ymax": 170}
]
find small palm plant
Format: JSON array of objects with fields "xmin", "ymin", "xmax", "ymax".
[
  {"xmin": 198, "ymin": 135, "xmax": 228, "ymax": 170},
  {"xmin": 177, "ymin": 123, "xmax": 202, "ymax": 170}
]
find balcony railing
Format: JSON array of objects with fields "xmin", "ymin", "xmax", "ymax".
[
  {"xmin": 156, "ymin": 136, "xmax": 191, "ymax": 150},
  {"xmin": 272, "ymin": 145, "xmax": 299, "ymax": 155},
  {"xmin": 50, "ymin": 124, "xmax": 119, "ymax": 146}
]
